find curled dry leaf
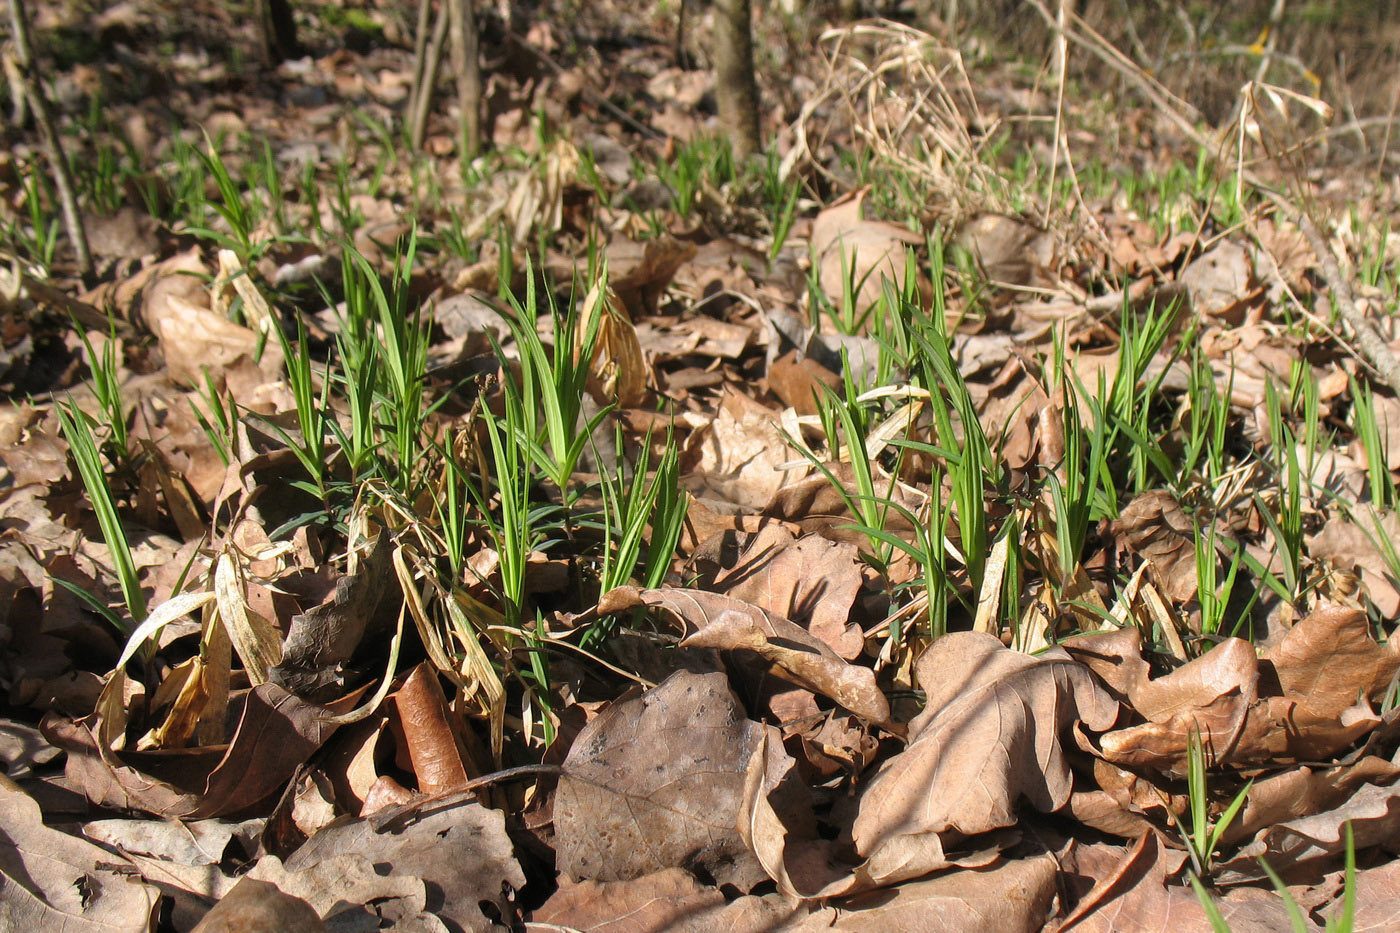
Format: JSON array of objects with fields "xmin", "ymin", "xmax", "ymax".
[
  {"xmin": 0, "ymin": 785, "xmax": 159, "ymax": 931},
  {"xmin": 1106, "ymin": 491, "xmax": 1201, "ymax": 604},
  {"xmin": 598, "ymin": 586, "xmax": 890, "ymax": 726},
  {"xmin": 393, "ymin": 661, "xmax": 473, "ymax": 795},
  {"xmin": 709, "ymin": 524, "xmax": 868, "ymax": 660},
  {"xmin": 1077, "ymin": 604, "xmax": 1399, "ymax": 772},
  {"xmin": 271, "ymin": 525, "xmax": 393, "ymax": 699},
  {"xmin": 553, "ymin": 670, "xmax": 771, "ymax": 890},
  {"xmin": 43, "ymin": 683, "xmax": 352, "ymax": 819},
  {"xmin": 852, "ymin": 633, "xmax": 1119, "ymax": 877},
  {"xmin": 578, "ymin": 279, "xmax": 648, "ymax": 408}
]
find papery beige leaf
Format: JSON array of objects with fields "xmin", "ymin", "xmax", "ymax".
[
  {"xmin": 0, "ymin": 785, "xmax": 159, "ymax": 931},
  {"xmin": 214, "ymin": 549, "xmax": 282, "ymax": 685},
  {"xmin": 811, "ymin": 188, "xmax": 925, "ymax": 315}
]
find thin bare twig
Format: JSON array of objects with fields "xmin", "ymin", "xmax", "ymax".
[{"xmin": 7, "ymin": 0, "xmax": 91, "ymax": 278}]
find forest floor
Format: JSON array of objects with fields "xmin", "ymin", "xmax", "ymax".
[{"xmin": 4, "ymin": 1, "xmax": 1400, "ymax": 930}]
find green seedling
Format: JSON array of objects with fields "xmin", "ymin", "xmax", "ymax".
[
  {"xmin": 184, "ymin": 133, "xmax": 262, "ymax": 265},
  {"xmin": 1350, "ymin": 375, "xmax": 1395, "ymax": 509},
  {"xmin": 190, "ymin": 366, "xmax": 236, "ymax": 468},
  {"xmin": 72, "ymin": 319, "xmax": 130, "ymax": 464},
  {"xmin": 586, "ymin": 424, "xmax": 688, "ymax": 646},
  {"xmin": 1179, "ymin": 350, "xmax": 1235, "ymax": 490},
  {"xmin": 596, "ymin": 425, "xmax": 687, "ymax": 592},
  {"xmin": 1260, "ymin": 379, "xmax": 1306, "ymax": 598},
  {"xmin": 802, "ymin": 375, "xmax": 902, "ymax": 574},
  {"xmin": 1193, "ymin": 517, "xmax": 1248, "ymax": 638},
  {"xmin": 1046, "ymin": 370, "xmax": 1117, "ymax": 588},
  {"xmin": 272, "ymin": 313, "xmax": 330, "ymax": 499},
  {"xmin": 905, "ymin": 269, "xmax": 998, "ymax": 597},
  {"xmin": 1180, "ymin": 727, "xmax": 1253, "ymax": 880},
  {"xmin": 13, "ymin": 163, "xmax": 60, "ymax": 270},
  {"xmin": 57, "ymin": 400, "xmax": 146, "ymax": 633},
  {"xmin": 496, "ymin": 257, "xmax": 611, "ymax": 499}
]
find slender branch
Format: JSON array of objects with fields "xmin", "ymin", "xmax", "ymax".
[
  {"xmin": 7, "ymin": 0, "xmax": 91, "ymax": 278},
  {"xmin": 410, "ymin": 0, "xmax": 451, "ymax": 150}
]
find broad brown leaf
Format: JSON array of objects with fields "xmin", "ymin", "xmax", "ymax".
[
  {"xmin": 553, "ymin": 670, "xmax": 771, "ymax": 890},
  {"xmin": 710, "ymin": 524, "xmax": 867, "ymax": 660},
  {"xmin": 280, "ymin": 790, "xmax": 523, "ymax": 930},
  {"xmin": 852, "ymin": 633, "xmax": 1119, "ymax": 867}
]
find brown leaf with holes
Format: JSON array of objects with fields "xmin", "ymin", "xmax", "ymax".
[
  {"xmin": 553, "ymin": 670, "xmax": 771, "ymax": 890},
  {"xmin": 0, "ymin": 785, "xmax": 160, "ymax": 930}
]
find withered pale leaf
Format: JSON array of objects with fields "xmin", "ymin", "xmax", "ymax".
[
  {"xmin": 0, "ymin": 785, "xmax": 159, "ymax": 931},
  {"xmin": 279, "ymin": 790, "xmax": 523, "ymax": 930}
]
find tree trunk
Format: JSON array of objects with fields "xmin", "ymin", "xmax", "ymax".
[
  {"xmin": 713, "ymin": 0, "xmax": 761, "ymax": 159},
  {"xmin": 447, "ymin": 0, "xmax": 482, "ymax": 159},
  {"xmin": 255, "ymin": 0, "xmax": 299, "ymax": 65}
]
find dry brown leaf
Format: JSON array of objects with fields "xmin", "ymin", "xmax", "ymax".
[
  {"xmin": 0, "ymin": 785, "xmax": 160, "ymax": 930},
  {"xmin": 1347, "ymin": 857, "xmax": 1400, "ymax": 931},
  {"xmin": 1107, "ymin": 491, "xmax": 1201, "ymax": 604},
  {"xmin": 1214, "ymin": 778, "xmax": 1400, "ymax": 884},
  {"xmin": 553, "ymin": 670, "xmax": 771, "ymax": 890},
  {"xmin": 1308, "ymin": 507, "xmax": 1400, "ymax": 617},
  {"xmin": 954, "ymin": 212, "xmax": 1057, "ymax": 288},
  {"xmin": 709, "ymin": 524, "xmax": 867, "ymax": 659},
  {"xmin": 599, "ymin": 586, "xmax": 890, "ymax": 726},
  {"xmin": 189, "ymin": 878, "xmax": 325, "ymax": 933},
  {"xmin": 531, "ymin": 868, "xmax": 726, "ymax": 932},
  {"xmin": 43, "ymin": 683, "xmax": 352, "ymax": 819},
  {"xmin": 394, "ymin": 662, "xmax": 472, "ymax": 796},
  {"xmin": 278, "ymin": 789, "xmax": 523, "ymax": 930},
  {"xmin": 824, "ymin": 854, "xmax": 1059, "ymax": 933},
  {"xmin": 1180, "ymin": 240, "xmax": 1260, "ymax": 323},
  {"xmin": 1223, "ymin": 754, "xmax": 1400, "ymax": 846},
  {"xmin": 606, "ymin": 233, "xmax": 697, "ymax": 318},
  {"xmin": 247, "ymin": 853, "xmax": 437, "ymax": 931},
  {"xmin": 851, "ymin": 633, "xmax": 1119, "ymax": 880},
  {"xmin": 1066, "ymin": 831, "xmax": 1301, "ymax": 933},
  {"xmin": 272, "ymin": 526, "xmax": 393, "ymax": 699},
  {"xmin": 682, "ymin": 389, "xmax": 805, "ymax": 511},
  {"xmin": 1075, "ymin": 604, "xmax": 1397, "ymax": 773}
]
